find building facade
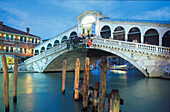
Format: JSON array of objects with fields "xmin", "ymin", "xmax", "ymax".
[
  {"xmin": 0, "ymin": 21, "xmax": 41, "ymax": 70},
  {"xmin": 33, "ymin": 10, "xmax": 170, "ymax": 55}
]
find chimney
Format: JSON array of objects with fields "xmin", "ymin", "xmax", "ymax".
[
  {"xmin": 26, "ymin": 27, "xmax": 30, "ymax": 35},
  {"xmin": 0, "ymin": 21, "xmax": 3, "ymax": 31}
]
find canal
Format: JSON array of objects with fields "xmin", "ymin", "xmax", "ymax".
[{"xmin": 0, "ymin": 69, "xmax": 170, "ymax": 112}]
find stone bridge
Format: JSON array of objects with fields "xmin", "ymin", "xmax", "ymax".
[{"xmin": 24, "ymin": 38, "xmax": 170, "ymax": 77}]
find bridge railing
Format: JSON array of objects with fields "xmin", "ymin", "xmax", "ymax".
[
  {"xmin": 25, "ymin": 42, "xmax": 67, "ymax": 64},
  {"xmin": 93, "ymin": 38, "xmax": 170, "ymax": 55}
]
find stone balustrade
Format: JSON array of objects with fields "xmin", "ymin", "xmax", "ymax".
[
  {"xmin": 92, "ymin": 38, "xmax": 170, "ymax": 56},
  {"xmin": 25, "ymin": 42, "xmax": 67, "ymax": 64}
]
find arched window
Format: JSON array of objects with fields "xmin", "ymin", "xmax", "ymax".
[
  {"xmin": 144, "ymin": 29, "xmax": 159, "ymax": 45},
  {"xmin": 70, "ymin": 31, "xmax": 77, "ymax": 39},
  {"xmin": 61, "ymin": 36, "xmax": 68, "ymax": 43},
  {"xmin": 47, "ymin": 43, "xmax": 52, "ymax": 50},
  {"xmin": 40, "ymin": 47, "xmax": 45, "ymax": 53},
  {"xmin": 162, "ymin": 31, "xmax": 170, "ymax": 47},
  {"xmin": 100, "ymin": 25, "xmax": 111, "ymax": 39},
  {"xmin": 54, "ymin": 40, "xmax": 59, "ymax": 46},
  {"xmin": 128, "ymin": 27, "xmax": 141, "ymax": 43},
  {"xmin": 113, "ymin": 26, "xmax": 125, "ymax": 41},
  {"xmin": 34, "ymin": 50, "xmax": 39, "ymax": 56}
]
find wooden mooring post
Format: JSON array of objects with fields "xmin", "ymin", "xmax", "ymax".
[
  {"xmin": 13, "ymin": 55, "xmax": 18, "ymax": 102},
  {"xmin": 98, "ymin": 56, "xmax": 107, "ymax": 112},
  {"xmin": 82, "ymin": 57, "xmax": 90, "ymax": 110},
  {"xmin": 62, "ymin": 60, "xmax": 66, "ymax": 94},
  {"xmin": 93, "ymin": 82, "xmax": 100, "ymax": 111},
  {"xmin": 110, "ymin": 89, "xmax": 120, "ymax": 112},
  {"xmin": 2, "ymin": 54, "xmax": 10, "ymax": 112},
  {"xmin": 74, "ymin": 58, "xmax": 80, "ymax": 100}
]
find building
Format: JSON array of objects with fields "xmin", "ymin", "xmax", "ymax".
[
  {"xmin": 33, "ymin": 10, "xmax": 170, "ymax": 55},
  {"xmin": 0, "ymin": 21, "xmax": 41, "ymax": 70}
]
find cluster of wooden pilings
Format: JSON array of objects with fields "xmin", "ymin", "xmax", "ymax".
[
  {"xmin": 1, "ymin": 54, "xmax": 18, "ymax": 112},
  {"xmin": 62, "ymin": 56, "xmax": 124, "ymax": 112}
]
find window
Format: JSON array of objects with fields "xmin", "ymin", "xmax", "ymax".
[
  {"xmin": 31, "ymin": 49, "xmax": 34, "ymax": 54},
  {"xmin": 35, "ymin": 39, "xmax": 37, "ymax": 44},
  {"xmin": 6, "ymin": 47, "xmax": 9, "ymax": 52},
  {"xmin": 5, "ymin": 34, "xmax": 9, "ymax": 40},
  {"xmin": 20, "ymin": 48, "xmax": 23, "ymax": 53},
  {"xmin": 24, "ymin": 48, "xmax": 26, "ymax": 53},
  {"xmin": 23, "ymin": 37, "xmax": 26, "ymax": 42},
  {"xmin": 83, "ymin": 28, "xmax": 85, "ymax": 34},
  {"xmin": 20, "ymin": 36, "xmax": 23, "ymax": 42},
  {"xmin": 10, "ymin": 47, "xmax": 13, "ymax": 52},
  {"xmin": 32, "ymin": 38, "xmax": 34, "ymax": 43},
  {"xmin": 10, "ymin": 35, "xmax": 14, "ymax": 41}
]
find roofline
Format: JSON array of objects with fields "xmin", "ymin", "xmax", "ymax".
[
  {"xmin": 34, "ymin": 25, "xmax": 78, "ymax": 49},
  {"xmin": 100, "ymin": 18, "xmax": 170, "ymax": 26},
  {"xmin": 0, "ymin": 31, "xmax": 40, "ymax": 39},
  {"xmin": 76, "ymin": 10, "xmax": 106, "ymax": 20}
]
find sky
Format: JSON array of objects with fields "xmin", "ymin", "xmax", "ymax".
[{"xmin": 0, "ymin": 0, "xmax": 170, "ymax": 40}]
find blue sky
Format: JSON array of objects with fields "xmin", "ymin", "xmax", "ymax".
[{"xmin": 0, "ymin": 0, "xmax": 170, "ymax": 40}]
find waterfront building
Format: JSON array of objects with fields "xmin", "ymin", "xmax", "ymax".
[{"xmin": 0, "ymin": 21, "xmax": 41, "ymax": 70}]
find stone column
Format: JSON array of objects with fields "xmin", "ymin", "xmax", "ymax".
[
  {"xmin": 95, "ymin": 15, "xmax": 100, "ymax": 37},
  {"xmin": 78, "ymin": 19, "xmax": 81, "ymax": 37},
  {"xmin": 159, "ymin": 31, "xmax": 163, "ymax": 46}
]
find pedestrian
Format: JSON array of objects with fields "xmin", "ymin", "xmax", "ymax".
[{"xmin": 165, "ymin": 68, "xmax": 169, "ymax": 76}]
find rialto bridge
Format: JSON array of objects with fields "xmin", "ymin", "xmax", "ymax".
[{"xmin": 24, "ymin": 10, "xmax": 170, "ymax": 77}]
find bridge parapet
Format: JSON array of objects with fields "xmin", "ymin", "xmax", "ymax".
[
  {"xmin": 25, "ymin": 42, "xmax": 67, "ymax": 65},
  {"xmin": 93, "ymin": 38, "xmax": 170, "ymax": 58}
]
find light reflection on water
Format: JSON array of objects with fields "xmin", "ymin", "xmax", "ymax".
[{"xmin": 0, "ymin": 70, "xmax": 170, "ymax": 112}]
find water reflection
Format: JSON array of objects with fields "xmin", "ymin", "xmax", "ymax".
[{"xmin": 0, "ymin": 70, "xmax": 169, "ymax": 112}]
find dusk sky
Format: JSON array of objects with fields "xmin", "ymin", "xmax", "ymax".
[{"xmin": 0, "ymin": 0, "xmax": 170, "ymax": 40}]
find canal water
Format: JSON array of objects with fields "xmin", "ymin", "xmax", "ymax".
[{"xmin": 0, "ymin": 69, "xmax": 170, "ymax": 112}]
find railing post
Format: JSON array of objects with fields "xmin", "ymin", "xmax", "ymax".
[
  {"xmin": 98, "ymin": 56, "xmax": 107, "ymax": 112},
  {"xmin": 74, "ymin": 58, "xmax": 80, "ymax": 100}
]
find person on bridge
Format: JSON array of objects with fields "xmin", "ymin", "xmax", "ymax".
[{"xmin": 86, "ymin": 37, "xmax": 93, "ymax": 47}]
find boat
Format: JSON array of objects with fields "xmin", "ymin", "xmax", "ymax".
[{"xmin": 108, "ymin": 64, "xmax": 128, "ymax": 70}]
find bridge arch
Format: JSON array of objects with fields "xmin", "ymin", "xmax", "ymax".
[
  {"xmin": 54, "ymin": 40, "xmax": 60, "ymax": 46},
  {"xmin": 100, "ymin": 25, "xmax": 111, "ymax": 39},
  {"xmin": 41, "ymin": 47, "xmax": 147, "ymax": 76},
  {"xmin": 113, "ymin": 26, "xmax": 125, "ymax": 41},
  {"xmin": 70, "ymin": 31, "xmax": 77, "ymax": 39},
  {"xmin": 162, "ymin": 31, "xmax": 170, "ymax": 47},
  {"xmin": 34, "ymin": 50, "xmax": 39, "ymax": 56},
  {"xmin": 144, "ymin": 28, "xmax": 159, "ymax": 45},
  {"xmin": 61, "ymin": 36, "xmax": 68, "ymax": 43},
  {"xmin": 40, "ymin": 47, "xmax": 45, "ymax": 53},
  {"xmin": 128, "ymin": 27, "xmax": 141, "ymax": 43},
  {"xmin": 47, "ymin": 43, "xmax": 52, "ymax": 50}
]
